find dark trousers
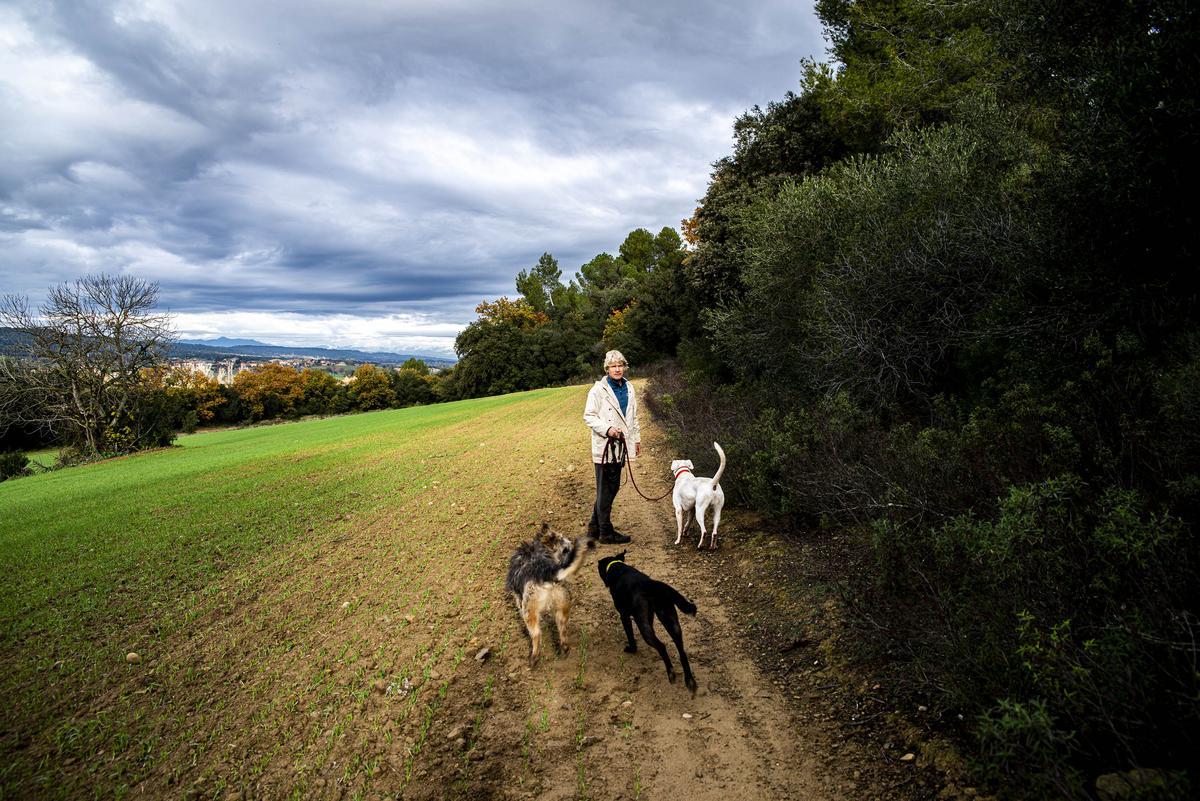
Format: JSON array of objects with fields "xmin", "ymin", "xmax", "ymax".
[{"xmin": 588, "ymin": 459, "xmax": 624, "ymax": 536}]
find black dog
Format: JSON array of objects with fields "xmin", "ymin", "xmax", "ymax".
[{"xmin": 597, "ymin": 551, "xmax": 698, "ymax": 695}]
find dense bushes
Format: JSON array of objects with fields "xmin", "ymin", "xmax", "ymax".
[
  {"xmin": 0, "ymin": 450, "xmax": 30, "ymax": 482},
  {"xmin": 874, "ymin": 477, "xmax": 1195, "ymax": 797},
  {"xmin": 707, "ymin": 116, "xmax": 1044, "ymax": 409},
  {"xmin": 648, "ymin": 0, "xmax": 1199, "ymax": 797}
]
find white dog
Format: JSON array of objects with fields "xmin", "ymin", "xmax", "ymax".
[{"xmin": 671, "ymin": 442, "xmax": 726, "ymax": 549}]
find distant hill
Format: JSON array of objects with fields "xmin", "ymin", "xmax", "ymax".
[
  {"xmin": 173, "ymin": 338, "xmax": 455, "ymax": 367},
  {"xmin": 1, "ymin": 328, "xmax": 454, "ymax": 368},
  {"xmin": 0, "ymin": 328, "xmax": 31, "ymax": 355},
  {"xmin": 182, "ymin": 336, "xmax": 271, "ymax": 348}
]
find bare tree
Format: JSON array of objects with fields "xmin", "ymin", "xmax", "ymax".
[{"xmin": 0, "ymin": 275, "xmax": 174, "ymax": 456}]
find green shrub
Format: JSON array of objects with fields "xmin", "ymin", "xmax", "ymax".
[
  {"xmin": 975, "ymin": 699, "xmax": 1081, "ymax": 799},
  {"xmin": 0, "ymin": 451, "xmax": 30, "ymax": 482},
  {"xmin": 861, "ymin": 474, "xmax": 1198, "ymax": 797}
]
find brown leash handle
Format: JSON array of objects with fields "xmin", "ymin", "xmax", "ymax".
[{"xmin": 602, "ymin": 434, "xmax": 673, "ymax": 502}]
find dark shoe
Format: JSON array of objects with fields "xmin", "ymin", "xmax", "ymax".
[{"xmin": 598, "ymin": 531, "xmax": 631, "ymax": 544}]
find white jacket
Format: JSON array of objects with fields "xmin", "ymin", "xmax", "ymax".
[{"xmin": 583, "ymin": 377, "xmax": 640, "ymax": 463}]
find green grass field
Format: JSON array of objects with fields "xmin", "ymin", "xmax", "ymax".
[
  {"xmin": 0, "ymin": 386, "xmax": 591, "ymax": 799},
  {"xmin": 21, "ymin": 447, "xmax": 58, "ymax": 469}
]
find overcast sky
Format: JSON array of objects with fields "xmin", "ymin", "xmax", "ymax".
[{"xmin": 1, "ymin": 0, "xmax": 827, "ymax": 357}]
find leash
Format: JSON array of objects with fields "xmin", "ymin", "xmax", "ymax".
[
  {"xmin": 601, "ymin": 434, "xmax": 626, "ymax": 467},
  {"xmin": 601, "ymin": 433, "xmax": 674, "ymax": 502}
]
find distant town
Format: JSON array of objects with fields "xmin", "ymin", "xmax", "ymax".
[
  {"xmin": 170, "ymin": 354, "xmax": 450, "ymax": 384},
  {"xmin": 168, "ymin": 337, "xmax": 455, "ymax": 384},
  {"xmin": 0, "ymin": 327, "xmax": 455, "ymax": 385},
  {"xmin": 172, "ymin": 355, "xmax": 373, "ymax": 384}
]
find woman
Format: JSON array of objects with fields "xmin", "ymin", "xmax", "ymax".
[{"xmin": 583, "ymin": 350, "xmax": 641, "ymax": 544}]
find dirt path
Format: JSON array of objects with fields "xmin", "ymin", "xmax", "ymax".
[{"xmin": 450, "ymin": 415, "xmax": 836, "ymax": 801}]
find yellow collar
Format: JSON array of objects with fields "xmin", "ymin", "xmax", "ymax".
[{"xmin": 604, "ymin": 558, "xmax": 623, "ymax": 575}]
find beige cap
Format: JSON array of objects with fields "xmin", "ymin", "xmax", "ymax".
[{"xmin": 603, "ymin": 350, "xmax": 628, "ymax": 368}]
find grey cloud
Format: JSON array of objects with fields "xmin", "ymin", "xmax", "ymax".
[
  {"xmin": 0, "ymin": 0, "xmax": 826, "ymax": 346},
  {"xmin": 38, "ymin": 0, "xmax": 281, "ymax": 134}
]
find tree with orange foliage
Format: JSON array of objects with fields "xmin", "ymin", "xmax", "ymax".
[
  {"xmin": 163, "ymin": 367, "xmax": 226, "ymax": 423},
  {"xmin": 299, "ymin": 368, "xmax": 347, "ymax": 415},
  {"xmin": 680, "ymin": 211, "xmax": 700, "ymax": 249},
  {"xmin": 139, "ymin": 365, "xmax": 227, "ymax": 433},
  {"xmin": 231, "ymin": 362, "xmax": 303, "ymax": 421},
  {"xmin": 602, "ymin": 301, "xmax": 638, "ymax": 355},
  {"xmin": 473, "ymin": 296, "xmax": 550, "ymax": 329},
  {"xmin": 348, "ymin": 364, "xmax": 397, "ymax": 411},
  {"xmin": 453, "ymin": 297, "xmax": 552, "ymax": 398}
]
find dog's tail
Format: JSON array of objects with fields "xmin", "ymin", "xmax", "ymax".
[
  {"xmin": 711, "ymin": 441, "xmax": 726, "ymax": 490},
  {"xmin": 554, "ymin": 536, "xmax": 596, "ymax": 582},
  {"xmin": 652, "ymin": 580, "xmax": 697, "ymax": 616}
]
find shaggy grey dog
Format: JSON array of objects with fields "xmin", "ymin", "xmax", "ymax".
[{"xmin": 506, "ymin": 523, "xmax": 595, "ymax": 666}]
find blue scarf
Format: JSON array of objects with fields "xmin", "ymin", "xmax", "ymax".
[{"xmin": 607, "ymin": 376, "xmax": 628, "ymax": 417}]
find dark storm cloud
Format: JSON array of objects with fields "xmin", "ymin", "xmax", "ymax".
[{"xmin": 0, "ymin": 0, "xmax": 826, "ymax": 353}]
